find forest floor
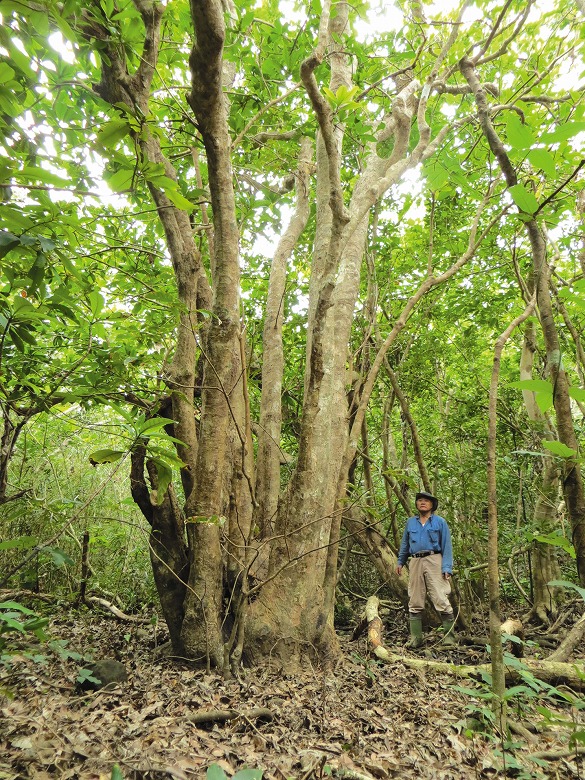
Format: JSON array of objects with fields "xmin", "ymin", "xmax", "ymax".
[{"xmin": 0, "ymin": 604, "xmax": 584, "ymax": 780}]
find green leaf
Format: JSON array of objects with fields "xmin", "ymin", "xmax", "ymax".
[
  {"xmin": 569, "ymin": 387, "xmax": 585, "ymax": 402},
  {"xmin": 540, "ymin": 122, "xmax": 585, "ymax": 144},
  {"xmin": 509, "ymin": 379, "xmax": 551, "ymax": 393},
  {"xmin": 77, "ymin": 667, "xmax": 101, "ymax": 685},
  {"xmin": 152, "ymin": 458, "xmax": 172, "ymax": 504},
  {"xmin": 162, "ymin": 186, "xmax": 195, "ymax": 211},
  {"xmin": 206, "ymin": 764, "xmax": 228, "ymax": 780},
  {"xmin": 22, "ymin": 616, "xmax": 49, "ymax": 632},
  {"xmin": 88, "ymin": 291, "xmax": 104, "ymax": 317},
  {"xmin": 509, "ymin": 380, "xmax": 554, "ymax": 414},
  {"xmin": 424, "ymin": 164, "xmax": 449, "ymax": 192},
  {"xmin": 506, "ymin": 115, "xmax": 535, "ymax": 150},
  {"xmin": 533, "ymin": 532, "xmax": 575, "ymax": 559},
  {"xmin": 508, "ymin": 184, "xmax": 539, "ymax": 215},
  {"xmin": 527, "ymin": 148, "xmax": 556, "ymax": 178},
  {"xmin": 535, "ymin": 392, "xmax": 554, "ymax": 414},
  {"xmin": 45, "ymin": 547, "xmax": 74, "ymax": 567},
  {"xmin": 0, "ymin": 231, "xmax": 21, "ymax": 259},
  {"xmin": 0, "ymin": 536, "xmax": 38, "ymax": 551},
  {"xmin": 541, "ymin": 440, "xmax": 577, "ymax": 458},
  {"xmin": 13, "ymin": 296, "xmax": 41, "ymax": 319},
  {"xmin": 232, "ymin": 770, "xmax": 263, "ymax": 780},
  {"xmin": 38, "ymin": 237, "xmax": 56, "ymax": 253},
  {"xmin": 111, "ymin": 764, "xmax": 125, "ymax": 780},
  {"xmin": 0, "ymin": 63, "xmax": 16, "ymax": 85},
  {"xmin": 97, "ymin": 119, "xmax": 131, "ymax": 148},
  {"xmin": 137, "ymin": 417, "xmax": 175, "ymax": 435},
  {"xmin": 0, "ymin": 616, "xmax": 27, "ymax": 632},
  {"xmin": 0, "ymin": 601, "xmax": 36, "ymax": 614},
  {"xmin": 569, "ymin": 730, "xmax": 585, "ymax": 746},
  {"xmin": 107, "ymin": 167, "xmax": 134, "ymax": 192},
  {"xmin": 13, "ymin": 324, "xmax": 36, "ymax": 346},
  {"xmin": 18, "ymin": 166, "xmax": 71, "ymax": 188},
  {"xmin": 89, "ymin": 448, "xmax": 125, "ymax": 464},
  {"xmin": 9, "ymin": 327, "xmax": 26, "ymax": 352},
  {"xmin": 146, "ymin": 446, "xmax": 187, "ymax": 469}
]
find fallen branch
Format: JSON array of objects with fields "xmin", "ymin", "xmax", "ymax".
[
  {"xmin": 0, "ymin": 589, "xmax": 54, "ymax": 603},
  {"xmin": 85, "ymin": 596, "xmax": 149, "ymax": 623},
  {"xmin": 364, "ymin": 597, "xmax": 585, "ymax": 690},
  {"xmin": 528, "ymin": 747, "xmax": 585, "ymax": 761},
  {"xmin": 185, "ymin": 707, "xmax": 273, "ymax": 725}
]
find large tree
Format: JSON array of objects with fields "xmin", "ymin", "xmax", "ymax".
[{"xmin": 1, "ymin": 0, "xmax": 584, "ymax": 671}]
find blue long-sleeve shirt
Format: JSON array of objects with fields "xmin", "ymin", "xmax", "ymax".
[{"xmin": 397, "ymin": 514, "xmax": 453, "ymax": 574}]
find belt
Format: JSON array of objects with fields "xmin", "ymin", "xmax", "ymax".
[{"xmin": 411, "ymin": 550, "xmax": 437, "ymax": 558}]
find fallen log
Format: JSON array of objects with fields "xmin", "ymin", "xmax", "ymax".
[{"xmin": 364, "ymin": 597, "xmax": 585, "ymax": 691}]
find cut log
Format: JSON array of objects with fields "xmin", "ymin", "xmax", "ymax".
[
  {"xmin": 500, "ymin": 617, "xmax": 525, "ymax": 658},
  {"xmin": 364, "ymin": 597, "xmax": 585, "ymax": 690}
]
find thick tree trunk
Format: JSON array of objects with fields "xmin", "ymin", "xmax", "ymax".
[
  {"xmin": 254, "ymin": 139, "xmax": 313, "ymax": 549},
  {"xmin": 180, "ymin": 0, "xmax": 243, "ymax": 667},
  {"xmin": 130, "ymin": 446, "xmax": 188, "ymax": 651},
  {"xmin": 0, "ymin": 412, "xmax": 27, "ymax": 503},
  {"xmin": 246, "ymin": 3, "xmax": 360, "ymax": 666},
  {"xmin": 530, "ymin": 226, "xmax": 585, "ymax": 585},
  {"xmin": 84, "ymin": 0, "xmax": 232, "ymax": 662}
]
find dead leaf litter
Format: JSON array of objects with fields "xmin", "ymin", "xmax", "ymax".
[{"xmin": 0, "ymin": 612, "xmax": 582, "ymax": 779}]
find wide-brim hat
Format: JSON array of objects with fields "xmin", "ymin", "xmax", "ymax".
[{"xmin": 415, "ymin": 491, "xmax": 438, "ymax": 511}]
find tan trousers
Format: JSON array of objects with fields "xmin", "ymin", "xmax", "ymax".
[{"xmin": 408, "ymin": 553, "xmax": 452, "ymax": 616}]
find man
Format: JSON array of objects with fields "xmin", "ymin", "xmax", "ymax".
[{"xmin": 396, "ymin": 490, "xmax": 456, "ymax": 648}]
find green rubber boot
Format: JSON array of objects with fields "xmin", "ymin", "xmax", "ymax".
[
  {"xmin": 407, "ymin": 615, "xmax": 423, "ymax": 648},
  {"xmin": 441, "ymin": 615, "xmax": 456, "ymax": 646}
]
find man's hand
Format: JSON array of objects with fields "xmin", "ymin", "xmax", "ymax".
[
  {"xmin": 397, "ymin": 565, "xmax": 403, "ymax": 576},
  {"xmin": 442, "ymin": 572, "xmax": 451, "ymax": 580}
]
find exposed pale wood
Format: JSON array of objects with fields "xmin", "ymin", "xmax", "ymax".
[
  {"xmin": 365, "ymin": 597, "xmax": 585, "ymax": 690},
  {"xmin": 86, "ymin": 596, "xmax": 149, "ymax": 624},
  {"xmin": 547, "ymin": 611, "xmax": 585, "ymax": 662}
]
